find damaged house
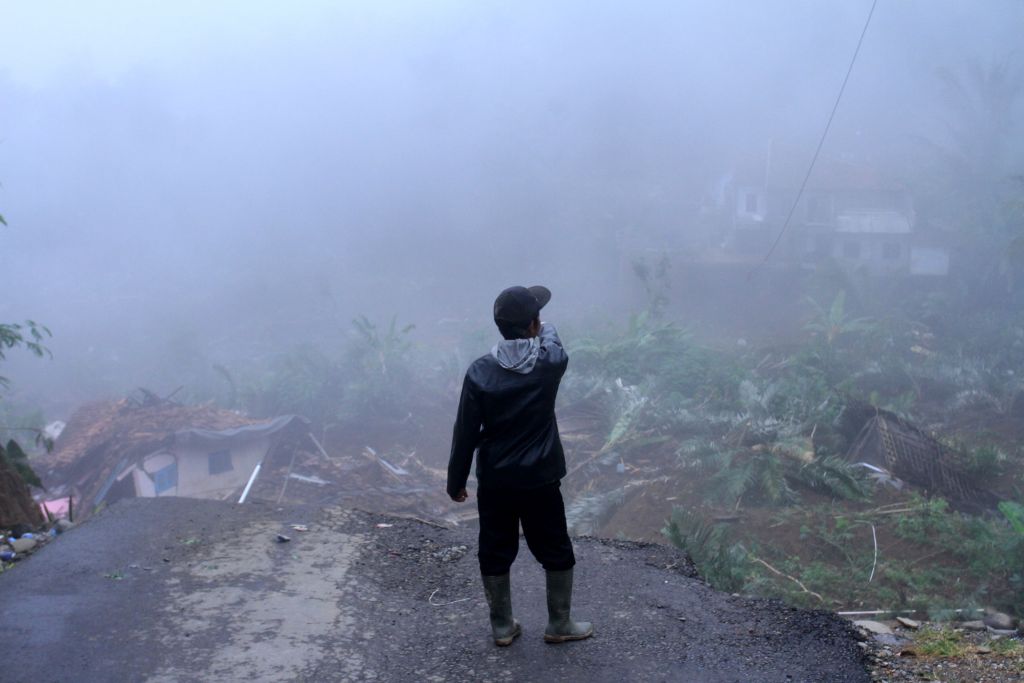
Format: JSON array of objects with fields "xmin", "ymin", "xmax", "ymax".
[
  {"xmin": 840, "ymin": 403, "xmax": 998, "ymax": 512},
  {"xmin": 42, "ymin": 395, "xmax": 308, "ymax": 520}
]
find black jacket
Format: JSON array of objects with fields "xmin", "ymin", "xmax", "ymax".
[{"xmin": 446, "ymin": 323, "xmax": 568, "ymax": 498}]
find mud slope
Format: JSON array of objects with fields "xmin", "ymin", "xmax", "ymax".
[{"xmin": 0, "ymin": 498, "xmax": 868, "ymax": 682}]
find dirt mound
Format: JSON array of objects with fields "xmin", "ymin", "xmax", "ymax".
[
  {"xmin": 246, "ymin": 444, "xmax": 456, "ymax": 521},
  {"xmin": 48, "ymin": 397, "xmax": 257, "ymax": 473},
  {"xmin": 0, "ymin": 449, "xmax": 43, "ymax": 528}
]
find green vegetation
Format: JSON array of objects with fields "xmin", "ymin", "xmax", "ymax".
[
  {"xmin": 914, "ymin": 628, "xmax": 968, "ymax": 657},
  {"xmin": 663, "ymin": 509, "xmax": 748, "ymax": 593},
  {"xmin": 0, "ymin": 331, "xmax": 52, "ymax": 490},
  {"xmin": 1, "ymin": 204, "xmax": 53, "ymax": 490},
  {"xmin": 990, "ymin": 637, "xmax": 1024, "ymax": 657},
  {"xmin": 661, "ymin": 494, "xmax": 1024, "ymax": 611},
  {"xmin": 225, "ymin": 315, "xmax": 430, "ymax": 442},
  {"xmin": 0, "ymin": 440, "xmax": 43, "ymax": 489},
  {"xmin": 556, "ymin": 281, "xmax": 1024, "ymax": 612},
  {"xmin": 0, "ymin": 320, "xmax": 51, "ymax": 389}
]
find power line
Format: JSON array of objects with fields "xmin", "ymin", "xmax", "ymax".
[{"xmin": 751, "ymin": 0, "xmax": 879, "ymax": 274}]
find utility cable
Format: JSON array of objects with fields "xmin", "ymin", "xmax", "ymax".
[{"xmin": 751, "ymin": 0, "xmax": 879, "ymax": 275}]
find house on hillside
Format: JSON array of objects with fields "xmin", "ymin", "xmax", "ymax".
[
  {"xmin": 42, "ymin": 395, "xmax": 308, "ymax": 520},
  {"xmin": 713, "ymin": 143, "xmax": 949, "ymax": 276}
]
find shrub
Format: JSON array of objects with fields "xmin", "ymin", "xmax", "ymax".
[{"xmin": 663, "ymin": 508, "xmax": 749, "ymax": 592}]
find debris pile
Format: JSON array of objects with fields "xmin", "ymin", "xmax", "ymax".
[
  {"xmin": 32, "ymin": 391, "xmax": 458, "ymax": 527},
  {"xmin": 247, "ymin": 444, "xmax": 457, "ymax": 523},
  {"xmin": 0, "ymin": 517, "xmax": 75, "ymax": 568},
  {"xmin": 852, "ymin": 610, "xmax": 1024, "ymax": 682}
]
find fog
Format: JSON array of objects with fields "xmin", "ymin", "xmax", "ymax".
[
  {"xmin": 6, "ymin": 0, "xmax": 1024, "ymax": 633},
  {"xmin": 1, "ymin": 0, "xmax": 1022, "ymax": 408}
]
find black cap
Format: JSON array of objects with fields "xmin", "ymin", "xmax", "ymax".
[{"xmin": 493, "ymin": 285, "xmax": 551, "ymax": 326}]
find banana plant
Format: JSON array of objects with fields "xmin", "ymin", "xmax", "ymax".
[{"xmin": 803, "ymin": 290, "xmax": 875, "ymax": 347}]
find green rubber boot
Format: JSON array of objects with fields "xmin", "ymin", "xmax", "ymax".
[
  {"xmin": 482, "ymin": 573, "xmax": 522, "ymax": 646},
  {"xmin": 544, "ymin": 568, "xmax": 594, "ymax": 643}
]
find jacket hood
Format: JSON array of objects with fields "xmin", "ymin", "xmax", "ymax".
[{"xmin": 491, "ymin": 337, "xmax": 540, "ymax": 374}]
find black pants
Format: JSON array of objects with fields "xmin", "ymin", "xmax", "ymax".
[{"xmin": 477, "ymin": 481, "xmax": 576, "ymax": 576}]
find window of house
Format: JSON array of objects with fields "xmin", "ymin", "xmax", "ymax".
[
  {"xmin": 208, "ymin": 449, "xmax": 233, "ymax": 475},
  {"xmin": 882, "ymin": 242, "xmax": 901, "ymax": 260},
  {"xmin": 153, "ymin": 462, "xmax": 178, "ymax": 494},
  {"xmin": 745, "ymin": 193, "xmax": 758, "ymax": 213},
  {"xmin": 842, "ymin": 241, "xmax": 861, "ymax": 259}
]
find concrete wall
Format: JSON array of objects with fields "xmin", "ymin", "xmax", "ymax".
[
  {"xmin": 832, "ymin": 233, "xmax": 911, "ymax": 276},
  {"xmin": 132, "ymin": 437, "xmax": 270, "ymax": 500}
]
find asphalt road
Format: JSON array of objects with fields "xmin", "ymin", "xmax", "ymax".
[{"xmin": 0, "ymin": 498, "xmax": 869, "ymax": 682}]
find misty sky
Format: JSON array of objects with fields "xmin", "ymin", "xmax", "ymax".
[{"xmin": 1, "ymin": 1, "xmax": 1022, "ymax": 409}]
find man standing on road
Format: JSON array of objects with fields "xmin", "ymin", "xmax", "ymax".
[{"xmin": 447, "ymin": 285, "xmax": 593, "ymax": 647}]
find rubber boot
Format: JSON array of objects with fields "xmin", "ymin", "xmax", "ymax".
[
  {"xmin": 482, "ymin": 573, "xmax": 522, "ymax": 646},
  {"xmin": 544, "ymin": 568, "xmax": 594, "ymax": 643}
]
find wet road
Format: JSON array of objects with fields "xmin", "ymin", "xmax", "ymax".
[{"xmin": 0, "ymin": 498, "xmax": 869, "ymax": 682}]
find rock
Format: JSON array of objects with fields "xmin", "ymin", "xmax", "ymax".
[
  {"xmin": 853, "ymin": 620, "xmax": 893, "ymax": 636},
  {"xmin": 961, "ymin": 620, "xmax": 986, "ymax": 631},
  {"xmin": 873, "ymin": 633, "xmax": 908, "ymax": 647},
  {"xmin": 10, "ymin": 536, "xmax": 37, "ymax": 553},
  {"xmin": 276, "ymin": 534, "xmax": 291, "ymax": 543},
  {"xmin": 896, "ymin": 617, "xmax": 920, "ymax": 630},
  {"xmin": 432, "ymin": 545, "xmax": 467, "ymax": 562},
  {"xmin": 56, "ymin": 518, "xmax": 75, "ymax": 532},
  {"xmin": 986, "ymin": 626, "xmax": 1016, "ymax": 636},
  {"xmin": 976, "ymin": 645, "xmax": 992, "ymax": 655},
  {"xmin": 983, "ymin": 609, "xmax": 1017, "ymax": 630}
]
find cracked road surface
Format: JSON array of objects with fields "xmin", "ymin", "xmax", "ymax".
[{"xmin": 0, "ymin": 498, "xmax": 868, "ymax": 682}]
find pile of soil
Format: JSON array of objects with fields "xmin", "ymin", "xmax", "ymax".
[{"xmin": 0, "ymin": 450, "xmax": 43, "ymax": 528}]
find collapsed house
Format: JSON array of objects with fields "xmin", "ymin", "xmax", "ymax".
[
  {"xmin": 42, "ymin": 395, "xmax": 308, "ymax": 520},
  {"xmin": 845, "ymin": 408, "xmax": 998, "ymax": 511},
  {"xmin": 41, "ymin": 392, "xmax": 459, "ymax": 524}
]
